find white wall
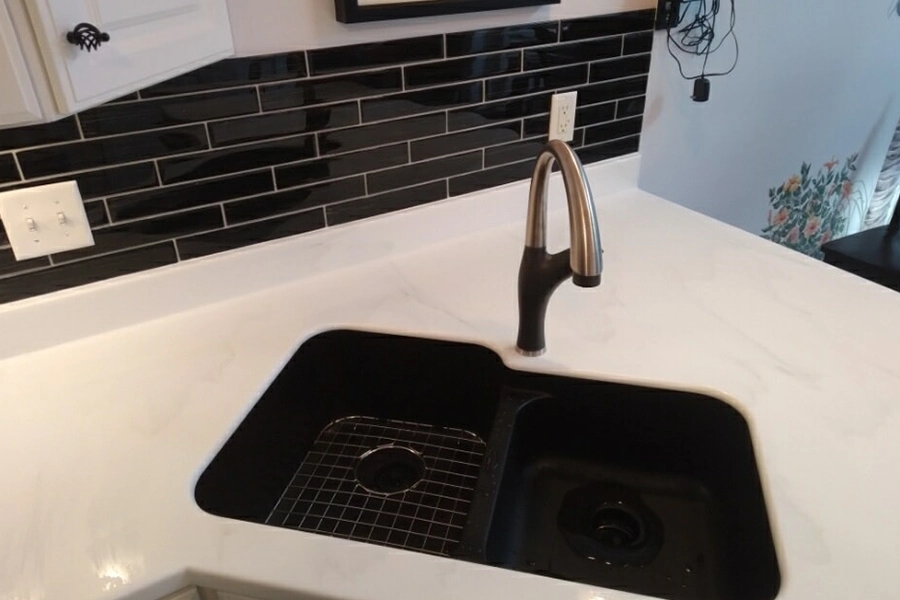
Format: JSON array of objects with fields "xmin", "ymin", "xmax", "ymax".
[
  {"xmin": 639, "ymin": 1, "xmax": 900, "ymax": 236},
  {"xmin": 227, "ymin": 0, "xmax": 653, "ymax": 56}
]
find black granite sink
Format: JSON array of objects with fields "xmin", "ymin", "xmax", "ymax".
[{"xmin": 196, "ymin": 330, "xmax": 780, "ymax": 600}]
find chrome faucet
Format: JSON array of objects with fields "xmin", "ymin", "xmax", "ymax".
[{"xmin": 516, "ymin": 140, "xmax": 603, "ymax": 356}]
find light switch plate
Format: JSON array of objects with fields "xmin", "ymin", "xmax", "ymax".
[{"xmin": 0, "ymin": 181, "xmax": 95, "ymax": 260}]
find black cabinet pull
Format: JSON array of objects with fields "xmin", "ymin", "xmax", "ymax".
[{"xmin": 66, "ymin": 23, "xmax": 110, "ymax": 52}]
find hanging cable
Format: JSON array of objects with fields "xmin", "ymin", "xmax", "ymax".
[{"xmin": 665, "ymin": 0, "xmax": 738, "ymax": 101}]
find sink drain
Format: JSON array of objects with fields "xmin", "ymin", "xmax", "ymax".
[
  {"xmin": 558, "ymin": 484, "xmax": 663, "ymax": 566},
  {"xmin": 355, "ymin": 445, "xmax": 427, "ymax": 495},
  {"xmin": 590, "ymin": 506, "xmax": 644, "ymax": 549}
]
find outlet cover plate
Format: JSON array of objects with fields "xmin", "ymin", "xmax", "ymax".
[
  {"xmin": 549, "ymin": 91, "xmax": 578, "ymax": 142},
  {"xmin": 0, "ymin": 181, "xmax": 95, "ymax": 260}
]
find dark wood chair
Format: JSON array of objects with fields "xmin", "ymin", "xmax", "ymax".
[{"xmin": 821, "ymin": 199, "xmax": 900, "ymax": 291}]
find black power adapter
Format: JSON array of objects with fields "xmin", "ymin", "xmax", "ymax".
[{"xmin": 692, "ymin": 77, "xmax": 711, "ymax": 102}]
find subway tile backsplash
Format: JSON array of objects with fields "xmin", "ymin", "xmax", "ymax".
[{"xmin": 0, "ymin": 9, "xmax": 654, "ymax": 304}]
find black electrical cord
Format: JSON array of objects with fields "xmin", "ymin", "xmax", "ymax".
[{"xmin": 666, "ymin": 0, "xmax": 739, "ymax": 81}]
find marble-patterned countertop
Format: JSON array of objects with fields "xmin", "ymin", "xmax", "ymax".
[{"xmin": 1, "ymin": 156, "xmax": 899, "ymax": 600}]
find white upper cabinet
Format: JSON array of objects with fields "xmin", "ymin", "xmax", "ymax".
[
  {"xmin": 18, "ymin": 0, "xmax": 234, "ymax": 116},
  {"xmin": 0, "ymin": 0, "xmax": 43, "ymax": 126}
]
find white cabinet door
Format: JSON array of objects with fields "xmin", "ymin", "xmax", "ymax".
[
  {"xmin": 25, "ymin": 0, "xmax": 233, "ymax": 113},
  {"xmin": 0, "ymin": 0, "xmax": 43, "ymax": 126}
]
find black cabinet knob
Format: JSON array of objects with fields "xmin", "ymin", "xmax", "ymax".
[{"xmin": 66, "ymin": 23, "xmax": 110, "ymax": 52}]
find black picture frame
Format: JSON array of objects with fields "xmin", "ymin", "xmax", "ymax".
[{"xmin": 335, "ymin": 0, "xmax": 561, "ymax": 24}]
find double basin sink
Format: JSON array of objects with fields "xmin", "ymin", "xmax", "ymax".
[{"xmin": 196, "ymin": 330, "xmax": 780, "ymax": 600}]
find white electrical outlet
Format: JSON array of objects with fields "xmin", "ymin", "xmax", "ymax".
[
  {"xmin": 549, "ymin": 91, "xmax": 578, "ymax": 142},
  {"xmin": 0, "ymin": 181, "xmax": 95, "ymax": 260}
]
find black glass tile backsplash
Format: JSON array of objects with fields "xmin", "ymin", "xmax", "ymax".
[
  {"xmin": 0, "ymin": 9, "xmax": 653, "ymax": 304},
  {"xmin": 0, "ymin": 155, "xmax": 20, "ymax": 184}
]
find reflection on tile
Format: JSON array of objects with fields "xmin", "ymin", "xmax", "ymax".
[
  {"xmin": 318, "ymin": 114, "xmax": 444, "ymax": 155},
  {"xmin": 578, "ymin": 75, "xmax": 648, "ymax": 105},
  {"xmin": 0, "ymin": 117, "xmax": 81, "ymax": 152},
  {"xmin": 209, "ymin": 103, "xmax": 359, "ymax": 147},
  {"xmin": 261, "ymin": 69, "xmax": 402, "ymax": 111},
  {"xmin": 561, "ymin": 9, "xmax": 656, "ymax": 42},
  {"xmin": 309, "ymin": 36, "xmax": 443, "ymax": 76},
  {"xmin": 108, "ymin": 171, "xmax": 274, "ymax": 221},
  {"xmin": 326, "ymin": 181, "xmax": 447, "ymax": 225},
  {"xmin": 84, "ymin": 200, "xmax": 109, "ymax": 227},
  {"xmin": 361, "ymin": 82, "xmax": 482, "ymax": 122},
  {"xmin": 142, "ymin": 53, "xmax": 308, "ymax": 97},
  {"xmin": 523, "ymin": 115, "xmax": 550, "ymax": 138},
  {"xmin": 486, "ymin": 65, "xmax": 588, "ymax": 100},
  {"xmin": 484, "ymin": 139, "xmax": 545, "ymax": 168},
  {"xmin": 411, "ymin": 122, "xmax": 521, "ymax": 161},
  {"xmin": 17, "ymin": 126, "xmax": 208, "ymax": 179},
  {"xmin": 54, "ymin": 206, "xmax": 223, "ymax": 263},
  {"xmin": 590, "ymin": 54, "xmax": 651, "ymax": 83},
  {"xmin": 577, "ymin": 134, "xmax": 641, "ymax": 164},
  {"xmin": 0, "ymin": 248, "xmax": 50, "ymax": 278},
  {"xmin": 276, "ymin": 143, "xmax": 409, "ymax": 189},
  {"xmin": 446, "ymin": 22, "xmax": 558, "ymax": 56},
  {"xmin": 449, "ymin": 160, "xmax": 535, "ymax": 196},
  {"xmin": 367, "ymin": 151, "xmax": 482, "ymax": 194},
  {"xmin": 624, "ymin": 31, "xmax": 654, "ymax": 55},
  {"xmin": 405, "ymin": 52, "xmax": 521, "ymax": 88},
  {"xmin": 584, "ymin": 116, "xmax": 643, "ymax": 145},
  {"xmin": 448, "ymin": 94, "xmax": 551, "ymax": 131},
  {"xmin": 573, "ymin": 128, "xmax": 586, "ymax": 148},
  {"xmin": 225, "ymin": 176, "xmax": 366, "ymax": 224},
  {"xmin": 177, "ymin": 209, "xmax": 326, "ymax": 260},
  {"xmin": 159, "ymin": 135, "xmax": 316, "ymax": 184},
  {"xmin": 524, "ymin": 38, "xmax": 621, "ymax": 70},
  {"xmin": 0, "ymin": 243, "xmax": 177, "ymax": 304},
  {"xmin": 1, "ymin": 163, "xmax": 159, "ymax": 200},
  {"xmin": 79, "ymin": 89, "xmax": 259, "ymax": 137},
  {"xmin": 0, "ymin": 155, "xmax": 20, "ymax": 184},
  {"xmin": 576, "ymin": 102, "xmax": 616, "ymax": 128},
  {"xmin": 617, "ymin": 96, "xmax": 646, "ymax": 119}
]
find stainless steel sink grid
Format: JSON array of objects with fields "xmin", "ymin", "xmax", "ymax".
[{"xmin": 266, "ymin": 416, "xmax": 486, "ymax": 555}]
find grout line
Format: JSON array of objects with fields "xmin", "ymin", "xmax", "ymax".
[
  {"xmin": 363, "ymin": 172, "xmax": 370, "ymax": 196},
  {"xmin": 172, "ymin": 238, "xmax": 182, "ymax": 262},
  {"xmin": 101, "ymin": 198, "xmax": 113, "ymax": 225},
  {"xmin": 74, "ymin": 114, "xmax": 86, "ymax": 140},
  {"xmin": 203, "ymin": 122, "xmax": 212, "ymax": 148},
  {"xmin": 70, "ymin": 27, "xmax": 653, "ymax": 110},
  {"xmin": 219, "ymin": 203, "xmax": 228, "ymax": 227},
  {"xmin": 5, "ymin": 68, "xmax": 646, "ymax": 167},
  {"xmin": 0, "ymin": 262, "xmax": 59, "ymax": 280},
  {"xmin": 47, "ymin": 254, "xmax": 55, "ymax": 266},
  {"xmin": 480, "ymin": 149, "xmax": 486, "ymax": 169},
  {"xmin": 442, "ymin": 34, "xmax": 447, "ymax": 59},
  {"xmin": 11, "ymin": 153, "xmax": 24, "ymax": 181},
  {"xmin": 193, "ymin": 204, "xmax": 327, "ymax": 234},
  {"xmin": 254, "ymin": 85, "xmax": 263, "ymax": 113},
  {"xmin": 580, "ymin": 132, "xmax": 641, "ymax": 150},
  {"xmin": 269, "ymin": 167, "xmax": 278, "ymax": 191},
  {"xmin": 49, "ymin": 238, "xmax": 192, "ymax": 268},
  {"xmin": 152, "ymin": 160, "xmax": 163, "ymax": 186}
]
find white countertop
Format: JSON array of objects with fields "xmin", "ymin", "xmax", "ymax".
[{"xmin": 2, "ymin": 156, "xmax": 899, "ymax": 600}]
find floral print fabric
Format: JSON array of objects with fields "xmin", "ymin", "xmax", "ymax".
[{"xmin": 763, "ymin": 154, "xmax": 860, "ymax": 259}]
